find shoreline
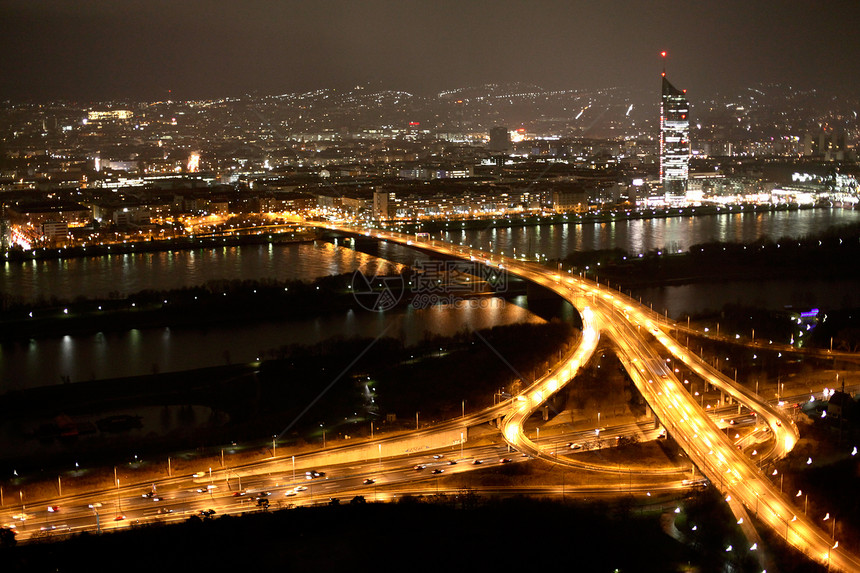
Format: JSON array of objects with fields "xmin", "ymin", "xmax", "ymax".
[
  {"xmin": 392, "ymin": 201, "xmax": 829, "ymax": 234},
  {"xmin": 1, "ymin": 230, "xmax": 318, "ymax": 263},
  {"xmin": 1, "ymin": 203, "xmax": 840, "ymax": 264}
]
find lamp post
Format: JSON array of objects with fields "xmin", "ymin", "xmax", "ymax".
[
  {"xmin": 115, "ymin": 477, "xmax": 122, "ymax": 514},
  {"xmin": 88, "ymin": 503, "xmax": 101, "ymax": 534}
]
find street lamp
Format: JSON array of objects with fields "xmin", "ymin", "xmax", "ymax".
[{"xmin": 88, "ymin": 503, "xmax": 102, "ymax": 534}]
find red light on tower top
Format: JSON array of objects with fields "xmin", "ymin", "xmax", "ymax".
[{"xmin": 661, "ymin": 51, "xmax": 667, "ymax": 58}]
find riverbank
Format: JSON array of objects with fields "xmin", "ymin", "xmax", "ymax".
[
  {"xmin": 0, "ymin": 274, "xmax": 378, "ymax": 341},
  {"xmin": 1, "ymin": 228, "xmax": 317, "ymax": 263},
  {"xmin": 392, "ymin": 202, "xmax": 824, "ymax": 234},
  {"xmin": 562, "ymin": 220, "xmax": 860, "ymax": 289},
  {"xmin": 0, "ymin": 269, "xmax": 530, "ymax": 343}
]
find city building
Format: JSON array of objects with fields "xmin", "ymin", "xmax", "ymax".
[
  {"xmin": 551, "ymin": 189, "xmax": 588, "ymax": 213},
  {"xmin": 372, "ymin": 188, "xmax": 394, "ymax": 220},
  {"xmin": 660, "ymin": 73, "xmax": 691, "ymax": 200},
  {"xmin": 488, "ymin": 126, "xmax": 511, "ymax": 152}
]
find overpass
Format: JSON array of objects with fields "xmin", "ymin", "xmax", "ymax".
[{"xmin": 324, "ymin": 222, "xmax": 858, "ymax": 572}]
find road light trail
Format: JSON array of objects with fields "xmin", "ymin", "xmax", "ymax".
[
  {"xmin": 322, "ymin": 223, "xmax": 860, "ymax": 572},
  {"xmin": 10, "ymin": 221, "xmax": 857, "ymax": 570}
]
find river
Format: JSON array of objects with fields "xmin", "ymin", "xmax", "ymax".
[
  {"xmin": 2, "ymin": 207, "xmax": 858, "ymax": 303},
  {"xmin": 2, "ymin": 207, "xmax": 859, "ymax": 390}
]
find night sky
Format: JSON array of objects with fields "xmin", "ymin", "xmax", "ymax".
[{"xmin": 2, "ymin": 0, "xmax": 859, "ymax": 102}]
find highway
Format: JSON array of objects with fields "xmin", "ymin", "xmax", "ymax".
[
  {"xmin": 5, "ymin": 433, "xmax": 690, "ymax": 542},
  {"xmin": 4, "ymin": 222, "xmax": 857, "ymax": 569},
  {"xmin": 325, "ymin": 224, "xmax": 859, "ymax": 571}
]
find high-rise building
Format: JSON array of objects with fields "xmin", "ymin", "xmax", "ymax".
[
  {"xmin": 660, "ymin": 72, "xmax": 690, "ymax": 198},
  {"xmin": 373, "ymin": 187, "xmax": 394, "ymax": 220}
]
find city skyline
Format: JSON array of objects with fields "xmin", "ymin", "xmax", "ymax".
[{"xmin": 2, "ymin": 1, "xmax": 859, "ymax": 102}]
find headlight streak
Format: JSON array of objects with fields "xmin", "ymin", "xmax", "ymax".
[{"xmin": 316, "ymin": 222, "xmax": 860, "ymax": 572}]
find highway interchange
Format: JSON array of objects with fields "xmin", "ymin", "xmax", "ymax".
[{"xmin": 3, "ymin": 223, "xmax": 858, "ymax": 571}]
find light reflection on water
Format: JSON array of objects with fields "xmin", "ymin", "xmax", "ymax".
[
  {"xmin": 442, "ymin": 208, "xmax": 860, "ymax": 260},
  {"xmin": 2, "ymin": 208, "xmax": 860, "ymax": 391},
  {"xmin": 2, "ymin": 209, "xmax": 858, "ymax": 303},
  {"xmin": 0, "ymin": 295, "xmax": 541, "ymax": 392},
  {"xmin": 1, "ymin": 241, "xmax": 412, "ymax": 303}
]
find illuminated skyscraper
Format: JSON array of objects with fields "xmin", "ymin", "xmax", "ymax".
[{"xmin": 660, "ymin": 58, "xmax": 690, "ymax": 197}]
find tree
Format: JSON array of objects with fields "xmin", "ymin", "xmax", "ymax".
[{"xmin": 0, "ymin": 527, "xmax": 16, "ymax": 547}]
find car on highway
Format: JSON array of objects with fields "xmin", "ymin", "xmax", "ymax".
[
  {"xmin": 413, "ymin": 464, "xmax": 426, "ymax": 471},
  {"xmin": 499, "ymin": 458, "xmax": 512, "ymax": 463},
  {"xmin": 447, "ymin": 460, "xmax": 457, "ymax": 465},
  {"xmin": 198, "ymin": 509, "xmax": 216, "ymax": 517},
  {"xmin": 363, "ymin": 478, "xmax": 376, "ymax": 485},
  {"xmin": 47, "ymin": 505, "xmax": 60, "ymax": 513},
  {"xmin": 11, "ymin": 513, "xmax": 33, "ymax": 522},
  {"xmin": 294, "ymin": 486, "xmax": 308, "ymax": 492},
  {"xmin": 682, "ymin": 479, "xmax": 709, "ymax": 488},
  {"xmin": 431, "ymin": 469, "xmax": 444, "ymax": 474},
  {"xmin": 305, "ymin": 470, "xmax": 326, "ymax": 479},
  {"xmin": 432, "ymin": 454, "xmax": 444, "ymax": 459},
  {"xmin": 569, "ymin": 443, "xmax": 582, "ymax": 450},
  {"xmin": 472, "ymin": 459, "xmax": 482, "ymax": 465}
]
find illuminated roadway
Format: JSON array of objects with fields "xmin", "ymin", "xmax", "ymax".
[
  {"xmin": 324, "ymin": 223, "xmax": 859, "ymax": 572},
  {"xmin": 4, "ymin": 222, "xmax": 857, "ymax": 569}
]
